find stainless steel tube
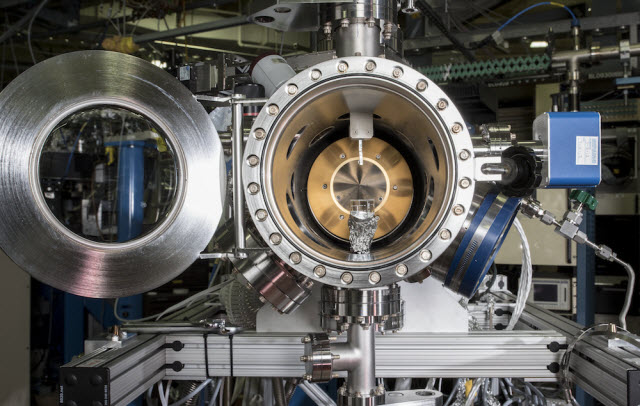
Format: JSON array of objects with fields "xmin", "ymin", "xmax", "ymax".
[
  {"xmin": 232, "ymin": 100, "xmax": 246, "ymax": 255},
  {"xmin": 332, "ymin": 324, "xmax": 376, "ymax": 396}
]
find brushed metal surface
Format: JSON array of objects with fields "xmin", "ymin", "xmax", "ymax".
[{"xmin": 0, "ymin": 51, "xmax": 225, "ymax": 298}]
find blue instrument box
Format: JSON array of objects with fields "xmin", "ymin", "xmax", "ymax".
[{"xmin": 532, "ymin": 112, "xmax": 601, "ymax": 188}]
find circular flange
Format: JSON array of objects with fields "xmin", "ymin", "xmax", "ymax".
[
  {"xmin": 0, "ymin": 51, "xmax": 225, "ymax": 298},
  {"xmin": 243, "ymin": 56, "xmax": 475, "ymax": 289}
]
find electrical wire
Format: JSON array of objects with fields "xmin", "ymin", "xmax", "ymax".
[
  {"xmin": 443, "ymin": 379, "xmax": 462, "ymax": 406},
  {"xmin": 208, "ymin": 379, "xmax": 223, "ymax": 406},
  {"xmin": 27, "ymin": 0, "xmax": 49, "ymax": 65},
  {"xmin": 506, "ymin": 217, "xmax": 532, "ymax": 331}
]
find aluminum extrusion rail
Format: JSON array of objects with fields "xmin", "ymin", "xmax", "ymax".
[{"xmin": 491, "ymin": 292, "xmax": 640, "ymax": 406}]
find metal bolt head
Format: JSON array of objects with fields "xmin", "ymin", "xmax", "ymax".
[
  {"xmin": 301, "ymin": 335, "xmax": 311, "ymax": 343},
  {"xmin": 459, "ymin": 178, "xmax": 471, "ymax": 189},
  {"xmin": 290, "ymin": 252, "xmax": 302, "ymax": 264},
  {"xmin": 451, "ymin": 123, "xmax": 463, "ymax": 133},
  {"xmin": 459, "ymin": 149, "xmax": 470, "ymax": 160},
  {"xmin": 437, "ymin": 99, "xmax": 448, "ymax": 110},
  {"xmin": 247, "ymin": 154, "xmax": 259, "ymax": 167},
  {"xmin": 314, "ymin": 265, "xmax": 326, "ymax": 278},
  {"xmin": 300, "ymin": 355, "xmax": 308, "ymax": 362},
  {"xmin": 340, "ymin": 18, "xmax": 349, "ymax": 28},
  {"xmin": 392, "ymin": 67, "xmax": 403, "ymax": 78},
  {"xmin": 420, "ymin": 250, "xmax": 432, "ymax": 261},
  {"xmin": 286, "ymin": 84, "xmax": 298, "ymax": 95},
  {"xmin": 340, "ymin": 153, "xmax": 346, "ymax": 159},
  {"xmin": 365, "ymin": 61, "xmax": 376, "ymax": 71},
  {"xmin": 393, "ymin": 185, "xmax": 398, "ymax": 190},
  {"xmin": 256, "ymin": 209, "xmax": 268, "ymax": 222},
  {"xmin": 311, "ymin": 69, "xmax": 322, "ymax": 80},
  {"xmin": 254, "ymin": 128, "xmax": 266, "ymax": 140},
  {"xmin": 339, "ymin": 214, "xmax": 344, "ymax": 220},
  {"xmin": 453, "ymin": 205, "xmax": 465, "ymax": 215},
  {"xmin": 395, "ymin": 264, "xmax": 408, "ymax": 276},
  {"xmin": 267, "ymin": 104, "xmax": 279, "ymax": 115},
  {"xmin": 248, "ymin": 182, "xmax": 260, "ymax": 194},
  {"xmin": 303, "ymin": 374, "xmax": 312, "ymax": 381},
  {"xmin": 439, "ymin": 229, "xmax": 451, "ymax": 240},
  {"xmin": 270, "ymin": 233, "xmax": 282, "ymax": 245},
  {"xmin": 368, "ymin": 271, "xmax": 381, "ymax": 284},
  {"xmin": 376, "ymin": 154, "xmax": 381, "ymax": 159},
  {"xmin": 337, "ymin": 62, "xmax": 348, "ymax": 73},
  {"xmin": 322, "ymin": 184, "xmax": 327, "ymax": 189},
  {"xmin": 416, "ymin": 80, "xmax": 427, "ymax": 91},
  {"xmin": 341, "ymin": 272, "xmax": 353, "ymax": 284}
]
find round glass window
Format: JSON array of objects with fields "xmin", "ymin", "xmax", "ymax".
[{"xmin": 39, "ymin": 106, "xmax": 178, "ymax": 243}]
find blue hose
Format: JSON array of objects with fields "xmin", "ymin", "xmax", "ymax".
[{"xmin": 497, "ymin": 2, "xmax": 579, "ymax": 31}]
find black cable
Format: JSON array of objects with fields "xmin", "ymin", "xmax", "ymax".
[
  {"xmin": 414, "ymin": 0, "xmax": 475, "ymax": 62},
  {"xmin": 228, "ymin": 334, "xmax": 234, "ymax": 378},
  {"xmin": 203, "ymin": 333, "xmax": 212, "ymax": 379}
]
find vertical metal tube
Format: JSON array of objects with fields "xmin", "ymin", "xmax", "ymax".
[
  {"xmin": 346, "ymin": 324, "xmax": 376, "ymax": 396},
  {"xmin": 232, "ymin": 100, "xmax": 246, "ymax": 256}
]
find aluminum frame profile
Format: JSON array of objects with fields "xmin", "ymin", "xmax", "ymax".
[
  {"xmin": 492, "ymin": 292, "xmax": 640, "ymax": 406},
  {"xmin": 61, "ymin": 335, "xmax": 167, "ymax": 406}
]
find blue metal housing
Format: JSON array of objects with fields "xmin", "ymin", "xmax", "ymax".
[{"xmin": 533, "ymin": 112, "xmax": 601, "ymax": 188}]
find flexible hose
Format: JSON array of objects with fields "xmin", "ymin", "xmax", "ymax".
[
  {"xmin": 272, "ymin": 378, "xmax": 286, "ymax": 406},
  {"xmin": 613, "ymin": 258, "xmax": 635, "ymax": 330},
  {"xmin": 298, "ymin": 382, "xmax": 325, "ymax": 405},
  {"xmin": 208, "ymin": 380, "xmax": 223, "ymax": 406},
  {"xmin": 464, "ymin": 379, "xmax": 484, "ymax": 406},
  {"xmin": 506, "ymin": 218, "xmax": 533, "ymax": 330},
  {"xmin": 169, "ymin": 379, "xmax": 212, "ymax": 406}
]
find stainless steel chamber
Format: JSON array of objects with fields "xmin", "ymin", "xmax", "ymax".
[{"xmin": 243, "ymin": 56, "xmax": 476, "ymax": 289}]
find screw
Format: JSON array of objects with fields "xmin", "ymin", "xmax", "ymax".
[
  {"xmin": 268, "ymin": 104, "xmax": 279, "ymax": 115},
  {"xmin": 393, "ymin": 185, "xmax": 398, "ymax": 190},
  {"xmin": 366, "ymin": 17, "xmax": 375, "ymax": 27},
  {"xmin": 301, "ymin": 336, "xmax": 311, "ymax": 343},
  {"xmin": 341, "ymin": 272, "xmax": 353, "ymax": 284},
  {"xmin": 337, "ymin": 62, "xmax": 348, "ymax": 73},
  {"xmin": 416, "ymin": 80, "xmax": 427, "ymax": 91},
  {"xmin": 290, "ymin": 252, "xmax": 302, "ymax": 264},
  {"xmin": 439, "ymin": 229, "xmax": 451, "ymax": 240},
  {"xmin": 311, "ymin": 69, "xmax": 322, "ymax": 80},
  {"xmin": 286, "ymin": 84, "xmax": 298, "ymax": 95},
  {"xmin": 376, "ymin": 154, "xmax": 381, "ymax": 159},
  {"xmin": 459, "ymin": 149, "xmax": 470, "ymax": 160},
  {"xmin": 395, "ymin": 264, "xmax": 408, "ymax": 276},
  {"xmin": 303, "ymin": 374, "xmax": 312, "ymax": 381},
  {"xmin": 451, "ymin": 123, "xmax": 463, "ymax": 133},
  {"xmin": 314, "ymin": 265, "xmax": 326, "ymax": 278},
  {"xmin": 392, "ymin": 67, "xmax": 403, "ymax": 78},
  {"xmin": 459, "ymin": 178, "xmax": 471, "ymax": 188},
  {"xmin": 453, "ymin": 205, "xmax": 465, "ymax": 215},
  {"xmin": 254, "ymin": 128, "xmax": 266, "ymax": 140},
  {"xmin": 332, "ymin": 354, "xmax": 340, "ymax": 360},
  {"xmin": 365, "ymin": 61, "xmax": 376, "ymax": 71},
  {"xmin": 420, "ymin": 250, "xmax": 432, "ymax": 261},
  {"xmin": 339, "ymin": 214, "xmax": 344, "ymax": 220},
  {"xmin": 322, "ymin": 184, "xmax": 327, "ymax": 189},
  {"xmin": 248, "ymin": 182, "xmax": 260, "ymax": 194},
  {"xmin": 247, "ymin": 155, "xmax": 259, "ymax": 167},
  {"xmin": 437, "ymin": 99, "xmax": 448, "ymax": 110},
  {"xmin": 340, "ymin": 19, "xmax": 349, "ymax": 28},
  {"xmin": 300, "ymin": 356, "xmax": 308, "ymax": 362},
  {"xmin": 256, "ymin": 209, "xmax": 268, "ymax": 221},
  {"xmin": 340, "ymin": 153, "xmax": 346, "ymax": 159},
  {"xmin": 270, "ymin": 233, "xmax": 282, "ymax": 245},
  {"xmin": 369, "ymin": 271, "xmax": 381, "ymax": 284}
]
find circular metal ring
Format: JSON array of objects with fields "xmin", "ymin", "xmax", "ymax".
[
  {"xmin": 0, "ymin": 51, "xmax": 225, "ymax": 298},
  {"xmin": 243, "ymin": 56, "xmax": 475, "ymax": 289}
]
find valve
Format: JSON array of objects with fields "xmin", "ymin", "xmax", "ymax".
[{"xmin": 569, "ymin": 190, "xmax": 598, "ymax": 211}]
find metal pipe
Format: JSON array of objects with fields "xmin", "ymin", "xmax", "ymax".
[
  {"xmin": 232, "ymin": 100, "xmax": 246, "ymax": 256},
  {"xmin": 133, "ymin": 15, "xmax": 249, "ymax": 44},
  {"xmin": 613, "ymin": 258, "xmax": 635, "ymax": 330},
  {"xmin": 339, "ymin": 324, "xmax": 376, "ymax": 396}
]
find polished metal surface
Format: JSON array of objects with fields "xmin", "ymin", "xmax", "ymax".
[
  {"xmin": 307, "ymin": 137, "xmax": 413, "ymax": 241},
  {"xmin": 0, "ymin": 51, "xmax": 225, "ymax": 298},
  {"xmin": 321, "ymin": 284, "xmax": 403, "ymax": 333},
  {"xmin": 243, "ymin": 56, "xmax": 476, "ymax": 289},
  {"xmin": 385, "ymin": 390, "xmax": 443, "ymax": 405}
]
